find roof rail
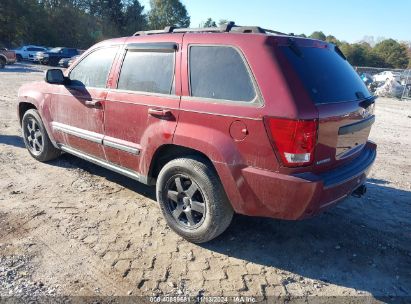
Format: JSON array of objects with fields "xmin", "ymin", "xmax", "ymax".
[{"xmin": 133, "ymin": 22, "xmax": 287, "ymax": 36}]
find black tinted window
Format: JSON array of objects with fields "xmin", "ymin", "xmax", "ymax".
[
  {"xmin": 189, "ymin": 46, "xmax": 255, "ymax": 102},
  {"xmin": 69, "ymin": 47, "xmax": 117, "ymax": 88},
  {"xmin": 118, "ymin": 51, "xmax": 174, "ymax": 94},
  {"xmin": 280, "ymin": 45, "xmax": 371, "ymax": 104}
]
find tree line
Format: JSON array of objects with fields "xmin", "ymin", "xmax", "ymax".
[
  {"xmin": 0, "ymin": 0, "xmax": 190, "ymax": 49},
  {"xmin": 1, "ymin": 2, "xmax": 410, "ymax": 68},
  {"xmin": 199, "ymin": 19, "xmax": 411, "ymax": 69},
  {"xmin": 302, "ymin": 31, "xmax": 410, "ymax": 69}
]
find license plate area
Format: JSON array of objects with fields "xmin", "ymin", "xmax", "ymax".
[{"xmin": 336, "ymin": 116, "xmax": 374, "ymax": 159}]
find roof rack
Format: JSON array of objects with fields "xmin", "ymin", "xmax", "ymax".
[{"xmin": 133, "ymin": 21, "xmax": 287, "ymax": 36}]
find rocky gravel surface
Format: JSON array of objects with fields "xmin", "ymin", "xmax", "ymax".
[{"xmin": 0, "ymin": 63, "xmax": 410, "ymax": 303}]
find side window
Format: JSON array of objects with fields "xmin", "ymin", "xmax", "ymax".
[
  {"xmin": 117, "ymin": 50, "xmax": 175, "ymax": 95},
  {"xmin": 27, "ymin": 48, "xmax": 36, "ymax": 52},
  {"xmin": 189, "ymin": 46, "xmax": 256, "ymax": 102},
  {"xmin": 69, "ymin": 47, "xmax": 117, "ymax": 88}
]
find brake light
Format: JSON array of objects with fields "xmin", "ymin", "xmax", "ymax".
[{"xmin": 265, "ymin": 118, "xmax": 318, "ymax": 167}]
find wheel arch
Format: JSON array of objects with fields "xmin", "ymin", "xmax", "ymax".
[
  {"xmin": 18, "ymin": 102, "xmax": 38, "ymax": 125},
  {"xmin": 148, "ymin": 144, "xmax": 216, "ymax": 182},
  {"xmin": 0, "ymin": 54, "xmax": 7, "ymax": 64},
  {"xmin": 147, "ymin": 143, "xmax": 245, "ymax": 214}
]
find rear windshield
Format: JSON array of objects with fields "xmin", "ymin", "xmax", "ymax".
[{"xmin": 280, "ymin": 45, "xmax": 371, "ymax": 104}]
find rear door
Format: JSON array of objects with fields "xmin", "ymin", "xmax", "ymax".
[
  {"xmin": 279, "ymin": 41, "xmax": 375, "ymax": 171},
  {"xmin": 103, "ymin": 35, "xmax": 182, "ymax": 176}
]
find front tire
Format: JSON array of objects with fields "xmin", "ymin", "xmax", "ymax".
[
  {"xmin": 21, "ymin": 109, "xmax": 61, "ymax": 162},
  {"xmin": 0, "ymin": 58, "xmax": 5, "ymax": 69},
  {"xmin": 156, "ymin": 157, "xmax": 233, "ymax": 243}
]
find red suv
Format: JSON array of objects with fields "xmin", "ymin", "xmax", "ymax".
[{"xmin": 17, "ymin": 23, "xmax": 376, "ymax": 243}]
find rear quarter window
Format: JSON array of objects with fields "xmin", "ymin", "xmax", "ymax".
[
  {"xmin": 189, "ymin": 46, "xmax": 256, "ymax": 102},
  {"xmin": 281, "ymin": 45, "xmax": 371, "ymax": 104}
]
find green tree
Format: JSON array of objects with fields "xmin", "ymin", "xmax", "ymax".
[
  {"xmin": 373, "ymin": 39, "xmax": 409, "ymax": 68},
  {"xmin": 203, "ymin": 18, "xmax": 217, "ymax": 27},
  {"xmin": 148, "ymin": 0, "xmax": 190, "ymax": 29},
  {"xmin": 326, "ymin": 35, "xmax": 340, "ymax": 46},
  {"xmin": 123, "ymin": 0, "xmax": 148, "ymax": 35},
  {"xmin": 309, "ymin": 31, "xmax": 326, "ymax": 41},
  {"xmin": 218, "ymin": 19, "xmax": 229, "ymax": 26}
]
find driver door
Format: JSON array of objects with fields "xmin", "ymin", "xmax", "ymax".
[{"xmin": 49, "ymin": 46, "xmax": 119, "ymax": 159}]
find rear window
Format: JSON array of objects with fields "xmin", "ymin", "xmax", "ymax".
[{"xmin": 280, "ymin": 45, "xmax": 371, "ymax": 104}]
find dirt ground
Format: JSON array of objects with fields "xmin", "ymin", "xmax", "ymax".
[{"xmin": 0, "ymin": 63, "xmax": 410, "ymax": 303}]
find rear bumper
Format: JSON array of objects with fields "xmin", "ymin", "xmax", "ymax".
[{"xmin": 231, "ymin": 141, "xmax": 376, "ymax": 220}]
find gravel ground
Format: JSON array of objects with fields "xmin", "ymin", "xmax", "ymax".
[{"xmin": 0, "ymin": 63, "xmax": 410, "ymax": 303}]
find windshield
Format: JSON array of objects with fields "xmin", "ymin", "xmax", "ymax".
[
  {"xmin": 49, "ymin": 48, "xmax": 62, "ymax": 53},
  {"xmin": 280, "ymin": 44, "xmax": 371, "ymax": 104}
]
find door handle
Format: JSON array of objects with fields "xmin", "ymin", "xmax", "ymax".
[
  {"xmin": 84, "ymin": 99, "xmax": 102, "ymax": 107},
  {"xmin": 148, "ymin": 108, "xmax": 172, "ymax": 117}
]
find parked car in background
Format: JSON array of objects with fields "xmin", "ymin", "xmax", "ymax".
[
  {"xmin": 36, "ymin": 47, "xmax": 79, "ymax": 66},
  {"xmin": 68, "ymin": 55, "xmax": 80, "ymax": 67},
  {"xmin": 17, "ymin": 23, "xmax": 376, "ymax": 243},
  {"xmin": 0, "ymin": 48, "xmax": 16, "ymax": 68},
  {"xmin": 14, "ymin": 45, "xmax": 47, "ymax": 62},
  {"xmin": 373, "ymin": 71, "xmax": 401, "ymax": 82},
  {"xmin": 58, "ymin": 55, "xmax": 79, "ymax": 68}
]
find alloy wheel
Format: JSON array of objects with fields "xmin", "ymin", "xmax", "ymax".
[
  {"xmin": 24, "ymin": 117, "xmax": 44, "ymax": 155},
  {"xmin": 165, "ymin": 175, "xmax": 206, "ymax": 229}
]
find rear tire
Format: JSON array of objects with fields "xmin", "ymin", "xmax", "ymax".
[
  {"xmin": 0, "ymin": 57, "xmax": 5, "ymax": 69},
  {"xmin": 156, "ymin": 156, "xmax": 233, "ymax": 243},
  {"xmin": 21, "ymin": 109, "xmax": 61, "ymax": 162}
]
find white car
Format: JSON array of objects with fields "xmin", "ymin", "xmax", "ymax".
[
  {"xmin": 373, "ymin": 71, "xmax": 401, "ymax": 83},
  {"xmin": 14, "ymin": 45, "xmax": 48, "ymax": 62}
]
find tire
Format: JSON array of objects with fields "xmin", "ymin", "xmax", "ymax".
[
  {"xmin": 156, "ymin": 156, "xmax": 233, "ymax": 243},
  {"xmin": 49, "ymin": 58, "xmax": 58, "ymax": 66},
  {"xmin": 21, "ymin": 109, "xmax": 61, "ymax": 162},
  {"xmin": 0, "ymin": 57, "xmax": 5, "ymax": 69},
  {"xmin": 16, "ymin": 54, "xmax": 22, "ymax": 62}
]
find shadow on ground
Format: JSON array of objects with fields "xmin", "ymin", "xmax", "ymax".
[
  {"xmin": 203, "ymin": 182, "xmax": 411, "ymax": 301},
  {"xmin": 0, "ymin": 135, "xmax": 25, "ymax": 148},
  {"xmin": 0, "ymin": 64, "xmax": 44, "ymax": 73}
]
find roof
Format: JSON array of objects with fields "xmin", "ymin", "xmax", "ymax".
[{"xmin": 133, "ymin": 21, "xmax": 289, "ymax": 37}]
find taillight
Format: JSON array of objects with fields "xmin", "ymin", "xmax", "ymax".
[{"xmin": 265, "ymin": 118, "xmax": 318, "ymax": 167}]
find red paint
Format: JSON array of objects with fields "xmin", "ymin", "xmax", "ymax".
[{"xmin": 17, "ymin": 32, "xmax": 376, "ymax": 220}]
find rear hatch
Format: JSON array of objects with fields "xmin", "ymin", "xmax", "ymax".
[{"xmin": 279, "ymin": 39, "xmax": 375, "ymax": 171}]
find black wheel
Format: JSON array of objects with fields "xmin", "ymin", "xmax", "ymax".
[
  {"xmin": 156, "ymin": 157, "xmax": 233, "ymax": 243},
  {"xmin": 0, "ymin": 57, "xmax": 5, "ymax": 69},
  {"xmin": 16, "ymin": 54, "xmax": 22, "ymax": 62},
  {"xmin": 21, "ymin": 109, "xmax": 61, "ymax": 162}
]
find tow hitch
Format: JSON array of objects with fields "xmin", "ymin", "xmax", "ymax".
[{"xmin": 352, "ymin": 184, "xmax": 367, "ymax": 198}]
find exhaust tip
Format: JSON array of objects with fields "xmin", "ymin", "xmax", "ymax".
[{"xmin": 352, "ymin": 184, "xmax": 367, "ymax": 198}]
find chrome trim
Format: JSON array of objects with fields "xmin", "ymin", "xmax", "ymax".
[
  {"xmin": 51, "ymin": 122, "xmax": 103, "ymax": 144},
  {"xmin": 59, "ymin": 145, "xmax": 141, "ymax": 182},
  {"xmin": 103, "ymin": 139, "xmax": 140, "ymax": 155},
  {"xmin": 106, "ymin": 89, "xmax": 180, "ymax": 100}
]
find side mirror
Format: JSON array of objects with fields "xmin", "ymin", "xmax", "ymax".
[{"xmin": 45, "ymin": 69, "xmax": 65, "ymax": 84}]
